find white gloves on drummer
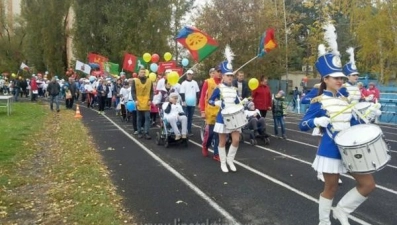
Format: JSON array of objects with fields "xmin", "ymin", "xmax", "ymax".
[
  {"xmin": 313, "ymin": 116, "xmax": 331, "ymax": 127},
  {"xmin": 365, "ymin": 103, "xmax": 382, "ymax": 121}
]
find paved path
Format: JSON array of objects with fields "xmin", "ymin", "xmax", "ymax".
[{"xmin": 80, "ymin": 105, "xmax": 397, "ymax": 225}]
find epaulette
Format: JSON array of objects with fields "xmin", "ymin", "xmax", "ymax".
[
  {"xmin": 310, "ymin": 95, "xmax": 322, "ymax": 104},
  {"xmin": 313, "ymin": 83, "xmax": 321, "ymax": 88}
]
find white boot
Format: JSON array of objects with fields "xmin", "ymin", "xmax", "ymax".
[
  {"xmin": 333, "ymin": 188, "xmax": 367, "ymax": 225},
  {"xmin": 318, "ymin": 195, "xmax": 333, "ymax": 225},
  {"xmin": 218, "ymin": 147, "xmax": 228, "ymax": 173},
  {"xmin": 227, "ymin": 145, "xmax": 238, "ymax": 172}
]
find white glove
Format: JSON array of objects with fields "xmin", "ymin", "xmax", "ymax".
[
  {"xmin": 312, "ymin": 127, "xmax": 322, "ymax": 136},
  {"xmin": 365, "ymin": 94, "xmax": 374, "ymax": 102},
  {"xmin": 241, "ymin": 98, "xmax": 249, "ymax": 104},
  {"xmin": 313, "ymin": 116, "xmax": 331, "ymax": 127},
  {"xmin": 214, "ymin": 100, "xmax": 222, "ymax": 107}
]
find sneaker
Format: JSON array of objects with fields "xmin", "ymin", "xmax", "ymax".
[
  {"xmin": 138, "ymin": 134, "xmax": 143, "ymax": 138},
  {"xmin": 133, "ymin": 131, "xmax": 139, "ymax": 135},
  {"xmin": 282, "ymin": 135, "xmax": 287, "ymax": 139},
  {"xmin": 181, "ymin": 134, "xmax": 187, "ymax": 139},
  {"xmin": 212, "ymin": 155, "xmax": 220, "ymax": 161},
  {"xmin": 145, "ymin": 134, "xmax": 151, "ymax": 140},
  {"xmin": 202, "ymin": 147, "xmax": 209, "ymax": 157},
  {"xmin": 175, "ymin": 135, "xmax": 181, "ymax": 140}
]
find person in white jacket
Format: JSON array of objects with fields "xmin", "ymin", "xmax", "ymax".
[{"xmin": 162, "ymin": 92, "xmax": 187, "ymax": 140}]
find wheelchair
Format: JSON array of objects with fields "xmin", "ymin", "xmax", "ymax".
[
  {"xmin": 155, "ymin": 109, "xmax": 188, "ymax": 148},
  {"xmin": 240, "ymin": 121, "xmax": 270, "ymax": 146}
]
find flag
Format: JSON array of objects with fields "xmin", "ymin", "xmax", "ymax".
[
  {"xmin": 75, "ymin": 60, "xmax": 92, "ymax": 74},
  {"xmin": 20, "ymin": 62, "xmax": 29, "ymax": 71},
  {"xmin": 134, "ymin": 57, "xmax": 147, "ymax": 72},
  {"xmin": 258, "ymin": 28, "xmax": 277, "ymax": 57},
  {"xmin": 87, "ymin": 53, "xmax": 108, "ymax": 72},
  {"xmin": 104, "ymin": 62, "xmax": 119, "ymax": 76},
  {"xmin": 123, "ymin": 53, "xmax": 137, "ymax": 72},
  {"xmin": 175, "ymin": 26, "xmax": 219, "ymax": 62}
]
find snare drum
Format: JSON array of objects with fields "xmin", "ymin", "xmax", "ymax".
[
  {"xmin": 334, "ymin": 124, "xmax": 391, "ymax": 173},
  {"xmin": 221, "ymin": 105, "xmax": 248, "ymax": 129}
]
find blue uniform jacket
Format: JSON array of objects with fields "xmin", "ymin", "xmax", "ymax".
[
  {"xmin": 208, "ymin": 84, "xmax": 240, "ymax": 124},
  {"xmin": 299, "ymin": 90, "xmax": 361, "ymax": 159}
]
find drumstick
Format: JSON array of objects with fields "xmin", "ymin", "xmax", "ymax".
[{"xmin": 330, "ymin": 102, "xmax": 358, "ymax": 121}]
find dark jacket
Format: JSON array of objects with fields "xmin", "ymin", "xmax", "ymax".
[
  {"xmin": 232, "ymin": 79, "xmax": 251, "ymax": 99},
  {"xmin": 47, "ymin": 81, "xmax": 61, "ymax": 96}
]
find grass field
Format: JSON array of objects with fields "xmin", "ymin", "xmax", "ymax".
[{"xmin": 0, "ymin": 102, "xmax": 133, "ymax": 224}]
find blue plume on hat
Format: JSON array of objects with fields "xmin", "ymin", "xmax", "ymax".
[
  {"xmin": 343, "ymin": 47, "xmax": 359, "ymax": 76},
  {"xmin": 314, "ymin": 23, "xmax": 345, "ymax": 78},
  {"xmin": 219, "ymin": 45, "xmax": 234, "ymax": 75}
]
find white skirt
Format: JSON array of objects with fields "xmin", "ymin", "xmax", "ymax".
[
  {"xmin": 213, "ymin": 122, "xmax": 241, "ymax": 134},
  {"xmin": 312, "ymin": 155, "xmax": 348, "ymax": 174}
]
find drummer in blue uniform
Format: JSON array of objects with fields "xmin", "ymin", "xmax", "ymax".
[
  {"xmin": 298, "ymin": 23, "xmax": 381, "ymax": 225},
  {"xmin": 208, "ymin": 46, "xmax": 243, "ymax": 173}
]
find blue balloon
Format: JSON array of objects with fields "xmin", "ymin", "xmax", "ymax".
[
  {"xmin": 185, "ymin": 96, "xmax": 196, "ymax": 106},
  {"xmin": 181, "ymin": 58, "xmax": 189, "ymax": 67},
  {"xmin": 150, "ymin": 63, "xmax": 158, "ymax": 72},
  {"xmin": 126, "ymin": 101, "xmax": 136, "ymax": 112}
]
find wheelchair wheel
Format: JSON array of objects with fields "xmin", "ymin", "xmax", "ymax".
[
  {"xmin": 264, "ymin": 137, "xmax": 270, "ymax": 145},
  {"xmin": 250, "ymin": 139, "xmax": 257, "ymax": 145},
  {"xmin": 164, "ymin": 137, "xmax": 170, "ymax": 148},
  {"xmin": 155, "ymin": 132, "xmax": 162, "ymax": 145}
]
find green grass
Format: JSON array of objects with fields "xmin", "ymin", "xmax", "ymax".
[{"xmin": 0, "ymin": 102, "xmax": 132, "ymax": 224}]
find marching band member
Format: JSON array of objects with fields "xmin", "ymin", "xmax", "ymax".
[
  {"xmin": 342, "ymin": 47, "xmax": 361, "ymax": 103},
  {"xmin": 299, "ymin": 23, "xmax": 381, "ymax": 225},
  {"xmin": 208, "ymin": 46, "xmax": 242, "ymax": 173}
]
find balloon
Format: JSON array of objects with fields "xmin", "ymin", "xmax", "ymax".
[
  {"xmin": 151, "ymin": 54, "xmax": 160, "ymax": 63},
  {"xmin": 181, "ymin": 58, "xmax": 189, "ymax": 67},
  {"xmin": 11, "ymin": 73, "xmax": 16, "ymax": 77},
  {"xmin": 126, "ymin": 101, "xmax": 136, "ymax": 112},
  {"xmin": 145, "ymin": 69, "xmax": 149, "ymax": 77},
  {"xmin": 149, "ymin": 72, "xmax": 157, "ymax": 82},
  {"xmin": 164, "ymin": 52, "xmax": 172, "ymax": 61},
  {"xmin": 150, "ymin": 63, "xmax": 158, "ymax": 72},
  {"xmin": 248, "ymin": 78, "xmax": 259, "ymax": 90},
  {"xmin": 143, "ymin": 53, "xmax": 151, "ymax": 63},
  {"xmin": 167, "ymin": 71, "xmax": 179, "ymax": 85},
  {"xmin": 185, "ymin": 96, "xmax": 196, "ymax": 106}
]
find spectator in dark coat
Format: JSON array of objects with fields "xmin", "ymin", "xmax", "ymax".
[
  {"xmin": 232, "ymin": 71, "xmax": 251, "ymax": 99},
  {"xmin": 47, "ymin": 77, "xmax": 61, "ymax": 112}
]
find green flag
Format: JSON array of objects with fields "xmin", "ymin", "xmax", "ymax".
[
  {"xmin": 134, "ymin": 57, "xmax": 147, "ymax": 73},
  {"xmin": 104, "ymin": 62, "xmax": 119, "ymax": 76}
]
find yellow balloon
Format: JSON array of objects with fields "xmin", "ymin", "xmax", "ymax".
[
  {"xmin": 143, "ymin": 53, "xmax": 151, "ymax": 63},
  {"xmin": 11, "ymin": 73, "xmax": 16, "ymax": 77},
  {"xmin": 145, "ymin": 69, "xmax": 150, "ymax": 77},
  {"xmin": 248, "ymin": 78, "xmax": 259, "ymax": 90},
  {"xmin": 164, "ymin": 52, "xmax": 172, "ymax": 62},
  {"xmin": 167, "ymin": 71, "xmax": 179, "ymax": 85},
  {"xmin": 149, "ymin": 72, "xmax": 157, "ymax": 82}
]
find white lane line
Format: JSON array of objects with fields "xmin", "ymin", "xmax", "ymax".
[
  {"xmin": 99, "ymin": 114, "xmax": 241, "ymax": 224},
  {"xmin": 188, "ymin": 139, "xmax": 371, "ymax": 225},
  {"xmin": 191, "ymin": 123, "xmax": 397, "ymax": 195}
]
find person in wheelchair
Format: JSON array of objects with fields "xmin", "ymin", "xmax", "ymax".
[
  {"xmin": 161, "ymin": 92, "xmax": 188, "ymax": 140},
  {"xmin": 244, "ymin": 101, "xmax": 268, "ymax": 138}
]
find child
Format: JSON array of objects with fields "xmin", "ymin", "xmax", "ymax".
[
  {"xmin": 162, "ymin": 92, "xmax": 187, "ymax": 140},
  {"xmin": 244, "ymin": 101, "xmax": 267, "ymax": 137},
  {"xmin": 272, "ymin": 90, "xmax": 287, "ymax": 139}
]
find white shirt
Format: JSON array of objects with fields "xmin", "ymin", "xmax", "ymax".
[
  {"xmin": 84, "ymin": 83, "xmax": 93, "ymax": 92},
  {"xmin": 119, "ymin": 87, "xmax": 130, "ymax": 104},
  {"xmin": 156, "ymin": 78, "xmax": 166, "ymax": 91},
  {"xmin": 237, "ymin": 82, "xmax": 243, "ymax": 96},
  {"xmin": 162, "ymin": 102, "xmax": 184, "ymax": 119},
  {"xmin": 180, "ymin": 80, "xmax": 200, "ymax": 106}
]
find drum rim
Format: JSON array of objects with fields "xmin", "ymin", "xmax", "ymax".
[
  {"xmin": 335, "ymin": 124, "xmax": 382, "ymax": 146},
  {"xmin": 344, "ymin": 158, "xmax": 390, "ymax": 174}
]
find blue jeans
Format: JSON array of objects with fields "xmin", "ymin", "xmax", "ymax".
[
  {"xmin": 137, "ymin": 110, "xmax": 151, "ymax": 134},
  {"xmin": 14, "ymin": 88, "xmax": 20, "ymax": 101},
  {"xmin": 50, "ymin": 95, "xmax": 60, "ymax": 110},
  {"xmin": 183, "ymin": 106, "xmax": 195, "ymax": 134},
  {"xmin": 273, "ymin": 116, "xmax": 285, "ymax": 136}
]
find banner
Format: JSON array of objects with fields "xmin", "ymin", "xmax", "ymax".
[
  {"xmin": 158, "ymin": 61, "xmax": 177, "ymax": 74},
  {"xmin": 87, "ymin": 53, "xmax": 108, "ymax": 72},
  {"xmin": 75, "ymin": 60, "xmax": 91, "ymax": 74}
]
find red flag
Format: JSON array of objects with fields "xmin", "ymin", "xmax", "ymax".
[
  {"xmin": 123, "ymin": 53, "xmax": 137, "ymax": 72},
  {"xmin": 158, "ymin": 61, "xmax": 177, "ymax": 74},
  {"xmin": 88, "ymin": 53, "xmax": 108, "ymax": 72}
]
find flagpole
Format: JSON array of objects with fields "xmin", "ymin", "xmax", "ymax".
[
  {"xmin": 178, "ymin": 62, "xmax": 200, "ymax": 80},
  {"xmin": 233, "ymin": 55, "xmax": 258, "ymax": 74}
]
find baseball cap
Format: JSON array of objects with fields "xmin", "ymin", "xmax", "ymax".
[
  {"xmin": 187, "ymin": 69, "xmax": 194, "ymax": 74},
  {"xmin": 209, "ymin": 68, "xmax": 216, "ymax": 73}
]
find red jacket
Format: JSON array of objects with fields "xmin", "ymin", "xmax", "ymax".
[
  {"xmin": 252, "ymin": 84, "xmax": 272, "ymax": 110},
  {"xmin": 367, "ymin": 87, "xmax": 380, "ymax": 102},
  {"xmin": 30, "ymin": 78, "xmax": 38, "ymax": 91}
]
